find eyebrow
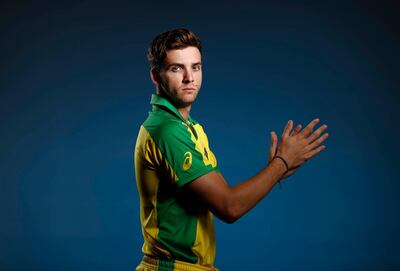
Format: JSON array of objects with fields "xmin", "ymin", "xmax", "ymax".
[{"xmin": 165, "ymin": 62, "xmax": 202, "ymax": 69}]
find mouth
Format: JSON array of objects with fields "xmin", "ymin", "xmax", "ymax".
[{"xmin": 182, "ymin": 87, "xmax": 196, "ymax": 91}]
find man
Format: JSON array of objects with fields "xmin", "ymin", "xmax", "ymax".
[{"xmin": 134, "ymin": 28, "xmax": 329, "ymax": 271}]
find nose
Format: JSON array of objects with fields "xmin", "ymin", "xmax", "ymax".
[{"xmin": 183, "ymin": 69, "xmax": 194, "ymax": 83}]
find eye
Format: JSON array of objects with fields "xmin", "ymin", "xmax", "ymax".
[
  {"xmin": 193, "ymin": 65, "xmax": 201, "ymax": 71},
  {"xmin": 171, "ymin": 66, "xmax": 181, "ymax": 72}
]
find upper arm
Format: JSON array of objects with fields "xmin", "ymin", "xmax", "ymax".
[
  {"xmin": 150, "ymin": 120, "xmax": 232, "ymax": 219},
  {"xmin": 154, "ymin": 121, "xmax": 218, "ymax": 187},
  {"xmin": 186, "ymin": 171, "xmax": 235, "ymax": 223}
]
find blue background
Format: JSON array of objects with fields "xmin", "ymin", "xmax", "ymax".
[{"xmin": 1, "ymin": 1, "xmax": 399, "ymax": 270}]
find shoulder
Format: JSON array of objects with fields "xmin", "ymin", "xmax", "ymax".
[{"xmin": 144, "ymin": 116, "xmax": 190, "ymax": 146}]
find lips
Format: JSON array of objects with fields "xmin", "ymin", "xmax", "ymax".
[{"xmin": 182, "ymin": 87, "xmax": 196, "ymax": 91}]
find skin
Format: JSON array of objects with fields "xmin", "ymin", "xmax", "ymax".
[
  {"xmin": 150, "ymin": 46, "xmax": 329, "ymax": 223},
  {"xmin": 150, "ymin": 46, "xmax": 202, "ymax": 121}
]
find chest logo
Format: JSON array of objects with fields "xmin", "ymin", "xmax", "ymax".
[{"xmin": 183, "ymin": 152, "xmax": 192, "ymax": 171}]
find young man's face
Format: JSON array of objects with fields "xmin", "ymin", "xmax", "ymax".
[{"xmin": 153, "ymin": 46, "xmax": 202, "ymax": 107}]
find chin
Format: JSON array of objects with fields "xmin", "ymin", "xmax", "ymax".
[{"xmin": 180, "ymin": 93, "xmax": 198, "ymax": 104}]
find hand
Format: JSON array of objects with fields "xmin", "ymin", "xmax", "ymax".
[
  {"xmin": 275, "ymin": 118, "xmax": 329, "ymax": 169},
  {"xmin": 269, "ymin": 122, "xmax": 302, "ymax": 179}
]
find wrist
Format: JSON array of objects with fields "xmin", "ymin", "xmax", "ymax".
[
  {"xmin": 270, "ymin": 156, "xmax": 288, "ymax": 177},
  {"xmin": 273, "ymin": 155, "xmax": 289, "ymax": 171}
]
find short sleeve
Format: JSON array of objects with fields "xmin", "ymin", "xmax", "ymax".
[{"xmin": 156, "ymin": 121, "xmax": 217, "ymax": 188}]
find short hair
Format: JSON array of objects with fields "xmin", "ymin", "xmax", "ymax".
[{"xmin": 146, "ymin": 28, "xmax": 202, "ymax": 71}]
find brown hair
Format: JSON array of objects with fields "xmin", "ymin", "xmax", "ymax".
[{"xmin": 146, "ymin": 28, "xmax": 202, "ymax": 71}]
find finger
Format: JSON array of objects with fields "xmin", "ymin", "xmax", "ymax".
[
  {"xmin": 306, "ymin": 124, "xmax": 328, "ymax": 144},
  {"xmin": 299, "ymin": 118, "xmax": 320, "ymax": 137},
  {"xmin": 290, "ymin": 124, "xmax": 302, "ymax": 136},
  {"xmin": 306, "ymin": 132, "xmax": 329, "ymax": 151},
  {"xmin": 304, "ymin": 144, "xmax": 327, "ymax": 160},
  {"xmin": 269, "ymin": 131, "xmax": 278, "ymax": 161},
  {"xmin": 282, "ymin": 120, "xmax": 293, "ymax": 138}
]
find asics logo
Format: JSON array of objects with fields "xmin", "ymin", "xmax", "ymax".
[{"xmin": 183, "ymin": 151, "xmax": 192, "ymax": 171}]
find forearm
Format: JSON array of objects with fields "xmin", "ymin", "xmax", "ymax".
[{"xmin": 227, "ymin": 158, "xmax": 287, "ymax": 221}]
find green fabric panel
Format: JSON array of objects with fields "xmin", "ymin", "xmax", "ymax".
[
  {"xmin": 144, "ymin": 107, "xmax": 215, "ymax": 187},
  {"xmin": 156, "ymin": 121, "xmax": 215, "ymax": 187},
  {"xmin": 142, "ymin": 94, "xmax": 218, "ymax": 263},
  {"xmin": 156, "ymin": 178, "xmax": 198, "ymax": 263},
  {"xmin": 157, "ymin": 259, "xmax": 175, "ymax": 271},
  {"xmin": 143, "ymin": 110, "xmax": 200, "ymax": 262}
]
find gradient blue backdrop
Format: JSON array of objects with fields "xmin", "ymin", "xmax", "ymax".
[{"xmin": 1, "ymin": 1, "xmax": 399, "ymax": 270}]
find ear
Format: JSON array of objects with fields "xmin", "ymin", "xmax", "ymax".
[{"xmin": 150, "ymin": 68, "xmax": 161, "ymax": 86}]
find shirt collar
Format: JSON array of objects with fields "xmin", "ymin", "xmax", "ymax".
[{"xmin": 150, "ymin": 93, "xmax": 196, "ymax": 124}]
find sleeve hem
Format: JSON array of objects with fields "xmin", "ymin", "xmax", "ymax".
[{"xmin": 176, "ymin": 165, "xmax": 216, "ymax": 188}]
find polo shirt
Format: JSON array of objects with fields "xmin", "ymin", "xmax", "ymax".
[{"xmin": 134, "ymin": 93, "xmax": 219, "ymax": 267}]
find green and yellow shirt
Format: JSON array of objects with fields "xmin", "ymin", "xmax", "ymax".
[{"xmin": 134, "ymin": 94, "xmax": 219, "ymax": 267}]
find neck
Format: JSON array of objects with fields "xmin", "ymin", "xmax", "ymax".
[
  {"xmin": 157, "ymin": 89, "xmax": 192, "ymax": 121},
  {"xmin": 178, "ymin": 105, "xmax": 191, "ymax": 121}
]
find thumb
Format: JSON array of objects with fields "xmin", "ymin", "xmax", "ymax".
[{"xmin": 269, "ymin": 131, "xmax": 277, "ymax": 161}]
